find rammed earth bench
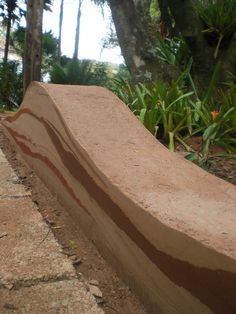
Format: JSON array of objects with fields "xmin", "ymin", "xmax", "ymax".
[{"xmin": 3, "ymin": 82, "xmax": 236, "ymax": 314}]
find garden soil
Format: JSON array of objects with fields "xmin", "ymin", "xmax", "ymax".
[{"xmin": 181, "ymin": 136, "xmax": 236, "ymax": 186}]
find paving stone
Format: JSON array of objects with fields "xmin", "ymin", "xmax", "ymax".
[
  {"xmin": 0, "ymin": 147, "xmax": 103, "ymax": 313},
  {"xmin": 0, "ymin": 198, "xmax": 76, "ymax": 289},
  {"xmin": 0, "ymin": 280, "xmax": 103, "ymax": 314}
]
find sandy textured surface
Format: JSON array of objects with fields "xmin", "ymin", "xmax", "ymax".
[
  {"xmin": 2, "ymin": 82, "xmax": 236, "ymax": 314},
  {"xmin": 0, "ymin": 145, "xmax": 103, "ymax": 313},
  {"xmin": 0, "ymin": 280, "xmax": 102, "ymax": 314}
]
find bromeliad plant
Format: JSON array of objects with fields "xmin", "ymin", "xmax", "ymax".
[
  {"xmin": 186, "ymin": 103, "xmax": 236, "ymax": 167},
  {"xmin": 113, "ymin": 78, "xmax": 194, "ymax": 151},
  {"xmin": 112, "ymin": 58, "xmax": 236, "ymax": 168},
  {"xmin": 195, "ymin": 0, "xmax": 236, "ymax": 58},
  {"xmin": 155, "ymin": 33, "xmax": 191, "ymax": 69},
  {"xmin": 186, "ymin": 80, "xmax": 236, "ymax": 166},
  {"xmin": 112, "ymin": 71, "xmax": 236, "ymax": 165}
]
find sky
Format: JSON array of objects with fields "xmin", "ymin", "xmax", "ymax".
[{"xmin": 43, "ymin": 0, "xmax": 123, "ymax": 64}]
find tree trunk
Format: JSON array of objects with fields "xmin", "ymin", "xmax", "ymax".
[
  {"xmin": 108, "ymin": 0, "xmax": 177, "ymax": 83},
  {"xmin": 158, "ymin": 0, "xmax": 178, "ymax": 38},
  {"xmin": 135, "ymin": 0, "xmax": 152, "ymax": 24},
  {"xmin": 168, "ymin": 0, "xmax": 216, "ymax": 90},
  {"xmin": 220, "ymin": 30, "xmax": 236, "ymax": 83},
  {"xmin": 3, "ymin": 15, "xmax": 11, "ymax": 64},
  {"xmin": 73, "ymin": 0, "xmax": 83, "ymax": 60},
  {"xmin": 58, "ymin": 0, "xmax": 64, "ymax": 62},
  {"xmin": 24, "ymin": 0, "xmax": 44, "ymax": 94},
  {"xmin": 168, "ymin": 0, "xmax": 236, "ymax": 90}
]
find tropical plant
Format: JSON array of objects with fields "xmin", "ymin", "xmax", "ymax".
[
  {"xmin": 113, "ymin": 68, "xmax": 236, "ymax": 158},
  {"xmin": 10, "ymin": 27, "xmax": 58, "ymax": 74},
  {"xmin": 183, "ymin": 78, "xmax": 236, "ymax": 167},
  {"xmin": 187, "ymin": 62, "xmax": 236, "ymax": 153},
  {"xmin": 195, "ymin": 0, "xmax": 236, "ymax": 58},
  {"xmin": 0, "ymin": 0, "xmax": 24, "ymax": 63},
  {"xmin": 9, "ymin": 25, "xmax": 24, "ymax": 58},
  {"xmin": 41, "ymin": 30, "xmax": 58, "ymax": 75},
  {"xmin": 187, "ymin": 102, "xmax": 235, "ymax": 163},
  {"xmin": 113, "ymin": 77, "xmax": 194, "ymax": 151},
  {"xmin": 50, "ymin": 59, "xmax": 111, "ymax": 87},
  {"xmin": 0, "ymin": 61, "xmax": 23, "ymax": 109},
  {"xmin": 111, "ymin": 77, "xmax": 136, "ymax": 107},
  {"xmin": 220, "ymin": 82, "xmax": 236, "ymax": 132},
  {"xmin": 156, "ymin": 33, "xmax": 190, "ymax": 68}
]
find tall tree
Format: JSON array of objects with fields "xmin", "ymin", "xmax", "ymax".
[
  {"xmin": 96, "ymin": 0, "xmax": 236, "ymax": 89},
  {"xmin": 168, "ymin": 0, "xmax": 236, "ymax": 89},
  {"xmin": 11, "ymin": 26, "xmax": 58, "ymax": 73},
  {"xmin": 0, "ymin": 0, "xmax": 24, "ymax": 64},
  {"xmin": 167, "ymin": 0, "xmax": 213, "ymax": 90},
  {"xmin": 107, "ymin": 0, "xmax": 176, "ymax": 82},
  {"xmin": 58, "ymin": 0, "xmax": 64, "ymax": 62},
  {"xmin": 23, "ymin": 0, "xmax": 44, "ymax": 93},
  {"xmin": 73, "ymin": 0, "xmax": 83, "ymax": 60}
]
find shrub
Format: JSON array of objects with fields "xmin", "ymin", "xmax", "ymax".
[
  {"xmin": 195, "ymin": 0, "xmax": 236, "ymax": 58},
  {"xmin": 50, "ymin": 59, "xmax": 111, "ymax": 87},
  {"xmin": 0, "ymin": 61, "xmax": 23, "ymax": 110},
  {"xmin": 112, "ymin": 77, "xmax": 193, "ymax": 151},
  {"xmin": 112, "ymin": 75, "xmax": 236, "ymax": 157}
]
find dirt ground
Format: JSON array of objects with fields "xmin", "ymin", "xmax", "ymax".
[
  {"xmin": 0, "ymin": 123, "xmax": 146, "ymax": 314},
  {"xmin": 0, "ymin": 112, "xmax": 235, "ymax": 313},
  {"xmin": 181, "ymin": 136, "xmax": 236, "ymax": 185}
]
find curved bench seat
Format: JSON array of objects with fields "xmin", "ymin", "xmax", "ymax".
[{"xmin": 3, "ymin": 82, "xmax": 236, "ymax": 314}]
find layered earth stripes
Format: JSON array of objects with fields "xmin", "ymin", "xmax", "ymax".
[{"xmin": 2, "ymin": 82, "xmax": 236, "ymax": 313}]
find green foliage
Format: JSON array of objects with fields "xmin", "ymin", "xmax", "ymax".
[
  {"xmin": 150, "ymin": 0, "xmax": 160, "ymax": 21},
  {"xmin": 0, "ymin": 0, "xmax": 25, "ymax": 26},
  {"xmin": 113, "ymin": 73, "xmax": 236, "ymax": 159},
  {"xmin": 44, "ymin": 0, "xmax": 53, "ymax": 11},
  {"xmin": 195, "ymin": 0, "xmax": 236, "ymax": 58},
  {"xmin": 0, "ymin": 61, "xmax": 23, "ymax": 109},
  {"xmin": 196, "ymin": 0, "xmax": 236, "ymax": 37},
  {"xmin": 101, "ymin": 18, "xmax": 119, "ymax": 50},
  {"xmin": 43, "ymin": 30, "xmax": 58, "ymax": 56},
  {"xmin": 115, "ymin": 64, "xmax": 130, "ymax": 81},
  {"xmin": 186, "ymin": 62, "xmax": 236, "ymax": 163},
  {"xmin": 188, "ymin": 100, "xmax": 236, "ymax": 166},
  {"xmin": 50, "ymin": 59, "xmax": 111, "ymax": 87},
  {"xmin": 113, "ymin": 77, "xmax": 194, "ymax": 151},
  {"xmin": 10, "ymin": 27, "xmax": 58, "ymax": 75},
  {"xmin": 221, "ymin": 83, "xmax": 236, "ymax": 131},
  {"xmin": 9, "ymin": 25, "xmax": 24, "ymax": 57},
  {"xmin": 111, "ymin": 77, "xmax": 136, "ymax": 108},
  {"xmin": 156, "ymin": 34, "xmax": 190, "ymax": 68},
  {"xmin": 41, "ymin": 30, "xmax": 58, "ymax": 75}
]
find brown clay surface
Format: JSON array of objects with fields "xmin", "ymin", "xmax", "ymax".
[
  {"xmin": 0, "ymin": 130, "xmax": 104, "ymax": 313},
  {"xmin": 0, "ymin": 125, "xmax": 146, "ymax": 314},
  {"xmin": 2, "ymin": 83, "xmax": 236, "ymax": 314}
]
